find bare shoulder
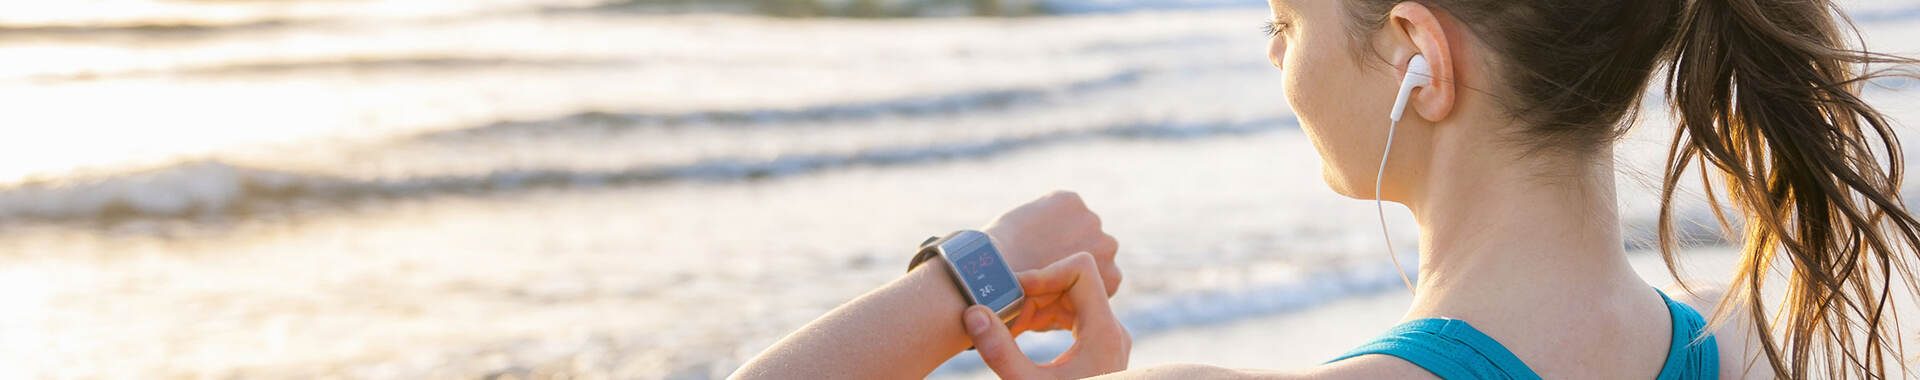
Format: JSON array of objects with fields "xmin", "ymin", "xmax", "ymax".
[
  {"xmin": 1659, "ymin": 283, "xmax": 1775, "ymax": 380},
  {"xmin": 1090, "ymin": 356, "xmax": 1437, "ymax": 380}
]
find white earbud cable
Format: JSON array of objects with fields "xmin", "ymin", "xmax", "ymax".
[{"xmin": 1377, "ymin": 118, "xmax": 1416, "ymax": 295}]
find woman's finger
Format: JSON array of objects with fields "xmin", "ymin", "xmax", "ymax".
[
  {"xmin": 1089, "ymin": 233, "xmax": 1122, "ymax": 296},
  {"xmin": 1012, "ymin": 303, "xmax": 1072, "ymax": 334},
  {"xmin": 1016, "ymin": 257, "xmax": 1082, "ymax": 296},
  {"xmin": 1009, "ymin": 299, "xmax": 1049, "ymax": 334},
  {"xmin": 964, "ymin": 305, "xmax": 1046, "ymax": 379},
  {"xmin": 1011, "ymin": 254, "xmax": 1094, "ymax": 333},
  {"xmin": 1047, "ymin": 252, "xmax": 1130, "ymax": 376},
  {"xmin": 1099, "ymin": 263, "xmax": 1123, "ymax": 298}
]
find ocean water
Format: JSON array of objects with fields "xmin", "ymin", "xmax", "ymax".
[{"xmin": 1, "ymin": 1, "xmax": 1918, "ymax": 379}]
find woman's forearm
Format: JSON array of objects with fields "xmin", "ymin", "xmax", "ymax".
[
  {"xmin": 732, "ymin": 260, "xmax": 975, "ymax": 379},
  {"xmin": 732, "ymin": 191, "xmax": 1121, "ymax": 378}
]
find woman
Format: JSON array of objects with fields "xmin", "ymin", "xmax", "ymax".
[{"xmin": 736, "ymin": 0, "xmax": 1920, "ymax": 378}]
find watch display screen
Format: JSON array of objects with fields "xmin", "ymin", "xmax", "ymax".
[{"xmin": 950, "ymin": 237, "xmax": 1022, "ymax": 311}]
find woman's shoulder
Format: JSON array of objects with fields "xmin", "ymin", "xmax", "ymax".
[
  {"xmin": 1659, "ymin": 282, "xmax": 1776, "ymax": 380},
  {"xmin": 1091, "ymin": 356, "xmax": 1439, "ymax": 380},
  {"xmin": 1096, "ymin": 283, "xmax": 1774, "ymax": 380}
]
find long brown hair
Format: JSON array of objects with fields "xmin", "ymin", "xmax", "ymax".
[{"xmin": 1345, "ymin": 0, "xmax": 1920, "ymax": 377}]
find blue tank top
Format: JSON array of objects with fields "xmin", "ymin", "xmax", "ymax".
[{"xmin": 1327, "ymin": 288, "xmax": 1717, "ymax": 379}]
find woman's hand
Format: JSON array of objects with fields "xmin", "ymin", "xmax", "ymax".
[
  {"xmin": 963, "ymin": 252, "xmax": 1131, "ymax": 379},
  {"xmin": 984, "ymin": 191, "xmax": 1123, "ymax": 297},
  {"xmin": 734, "ymin": 193, "xmax": 1123, "ymax": 379}
]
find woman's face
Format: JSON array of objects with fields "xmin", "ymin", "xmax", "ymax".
[{"xmin": 1267, "ymin": 0, "xmax": 1412, "ymax": 200}]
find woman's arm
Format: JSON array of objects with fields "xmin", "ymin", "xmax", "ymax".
[
  {"xmin": 731, "ymin": 259, "xmax": 980, "ymax": 379},
  {"xmin": 731, "ymin": 191, "xmax": 1121, "ymax": 379}
]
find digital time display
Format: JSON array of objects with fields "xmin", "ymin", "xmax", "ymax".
[{"xmin": 950, "ymin": 237, "xmax": 1021, "ymax": 311}]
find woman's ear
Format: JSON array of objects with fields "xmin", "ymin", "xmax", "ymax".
[{"xmin": 1388, "ymin": 2, "xmax": 1455, "ymax": 122}]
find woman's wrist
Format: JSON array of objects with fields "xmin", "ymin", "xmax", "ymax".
[
  {"xmin": 982, "ymin": 225, "xmax": 1036, "ymax": 272},
  {"xmin": 896, "ymin": 257, "xmax": 981, "ymax": 351}
]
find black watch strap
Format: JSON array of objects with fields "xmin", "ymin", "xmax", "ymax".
[{"xmin": 908, "ymin": 235, "xmax": 945, "ymax": 272}]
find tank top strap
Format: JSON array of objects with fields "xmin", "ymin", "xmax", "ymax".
[
  {"xmin": 1327, "ymin": 318, "xmax": 1543, "ymax": 379},
  {"xmin": 1328, "ymin": 287, "xmax": 1719, "ymax": 379},
  {"xmin": 1652, "ymin": 288, "xmax": 1719, "ymax": 379}
]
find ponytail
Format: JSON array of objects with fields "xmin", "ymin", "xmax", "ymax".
[{"xmin": 1660, "ymin": 0, "xmax": 1920, "ymax": 377}]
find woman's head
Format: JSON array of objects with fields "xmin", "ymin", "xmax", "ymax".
[
  {"xmin": 1272, "ymin": 0, "xmax": 1920, "ymax": 377},
  {"xmin": 1268, "ymin": 0, "xmax": 1679, "ymax": 199},
  {"xmin": 1263, "ymin": 0, "xmax": 1462, "ymax": 200}
]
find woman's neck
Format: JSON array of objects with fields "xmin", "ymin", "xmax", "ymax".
[{"xmin": 1399, "ymin": 142, "xmax": 1646, "ymax": 320}]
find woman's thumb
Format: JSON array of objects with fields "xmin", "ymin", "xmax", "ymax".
[{"xmin": 964, "ymin": 305, "xmax": 1042, "ymax": 379}]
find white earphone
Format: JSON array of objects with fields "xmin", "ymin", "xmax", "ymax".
[
  {"xmin": 1391, "ymin": 55, "xmax": 1432, "ymax": 122},
  {"xmin": 1378, "ymin": 54, "xmax": 1430, "ymax": 295}
]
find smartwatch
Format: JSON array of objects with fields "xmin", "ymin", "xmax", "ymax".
[{"xmin": 910, "ymin": 230, "xmax": 1025, "ymax": 324}]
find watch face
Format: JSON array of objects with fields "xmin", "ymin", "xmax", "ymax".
[{"xmin": 948, "ymin": 236, "xmax": 1023, "ymax": 312}]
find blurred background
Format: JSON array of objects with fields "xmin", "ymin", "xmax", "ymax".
[{"xmin": 0, "ymin": 0, "xmax": 1916, "ymax": 379}]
